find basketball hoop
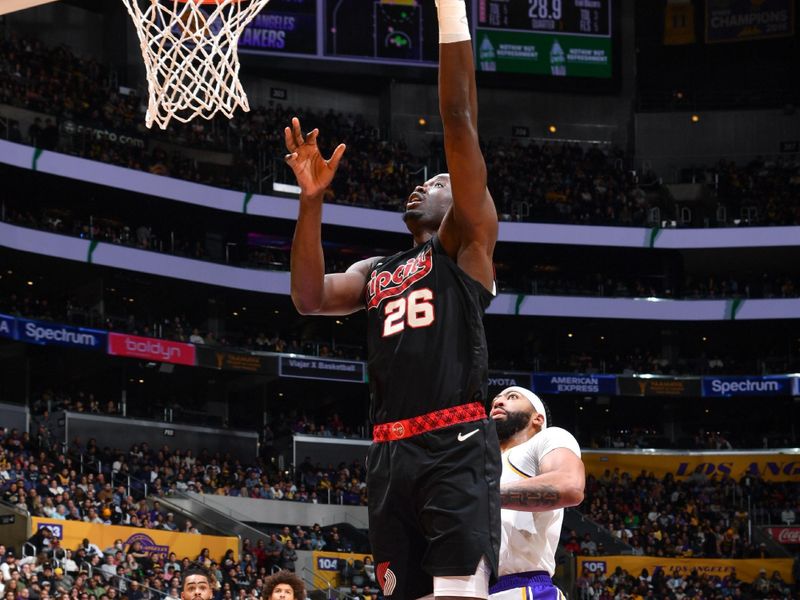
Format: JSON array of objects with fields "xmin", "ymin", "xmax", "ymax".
[{"xmin": 121, "ymin": 0, "xmax": 272, "ymax": 129}]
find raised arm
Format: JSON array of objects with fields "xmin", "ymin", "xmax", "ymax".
[
  {"xmin": 436, "ymin": 0, "xmax": 497, "ymax": 290},
  {"xmin": 285, "ymin": 117, "xmax": 370, "ymax": 316},
  {"xmin": 499, "ymin": 448, "xmax": 585, "ymax": 512}
]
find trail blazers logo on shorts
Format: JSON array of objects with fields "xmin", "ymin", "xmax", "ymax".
[
  {"xmin": 366, "ymin": 247, "xmax": 433, "ymax": 310},
  {"xmin": 377, "ymin": 561, "xmax": 396, "ymax": 596}
]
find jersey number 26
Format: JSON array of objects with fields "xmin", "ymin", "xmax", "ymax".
[{"xmin": 382, "ymin": 289, "xmax": 435, "ymax": 337}]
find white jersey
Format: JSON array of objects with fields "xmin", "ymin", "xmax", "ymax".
[{"xmin": 499, "ymin": 427, "xmax": 581, "ymax": 577}]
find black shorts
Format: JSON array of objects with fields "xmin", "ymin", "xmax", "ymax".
[{"xmin": 367, "ymin": 418, "xmax": 501, "ymax": 600}]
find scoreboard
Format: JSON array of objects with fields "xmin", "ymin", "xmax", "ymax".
[
  {"xmin": 238, "ymin": 0, "xmax": 614, "ymax": 80},
  {"xmin": 476, "ymin": 0, "xmax": 613, "ymax": 77}
]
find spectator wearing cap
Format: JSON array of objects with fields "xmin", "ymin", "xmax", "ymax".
[
  {"xmin": 39, "ymin": 578, "xmax": 53, "ymax": 600},
  {"xmin": 1, "ymin": 550, "xmax": 17, "ymax": 581},
  {"xmin": 37, "ymin": 564, "xmax": 55, "ymax": 588},
  {"xmin": 163, "ymin": 513, "xmax": 178, "ymax": 532}
]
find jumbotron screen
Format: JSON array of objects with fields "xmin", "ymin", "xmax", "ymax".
[
  {"xmin": 475, "ymin": 0, "xmax": 613, "ymax": 78},
  {"xmin": 238, "ymin": 0, "xmax": 614, "ymax": 79}
]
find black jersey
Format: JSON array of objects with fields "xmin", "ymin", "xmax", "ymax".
[{"xmin": 365, "ymin": 236, "xmax": 493, "ymax": 424}]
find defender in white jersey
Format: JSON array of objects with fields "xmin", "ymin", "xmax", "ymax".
[{"xmin": 488, "ymin": 387, "xmax": 586, "ymax": 600}]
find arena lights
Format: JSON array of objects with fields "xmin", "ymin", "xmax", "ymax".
[
  {"xmin": 691, "ymin": 114, "xmax": 700, "ymax": 123},
  {"xmin": 547, "ymin": 124, "xmax": 557, "ymax": 134}
]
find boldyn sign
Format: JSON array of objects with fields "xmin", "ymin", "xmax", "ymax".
[
  {"xmin": 18, "ymin": 318, "xmax": 106, "ymax": 351},
  {"xmin": 533, "ymin": 373, "xmax": 617, "ymax": 395},
  {"xmin": 702, "ymin": 376, "xmax": 792, "ymax": 397},
  {"xmin": 108, "ymin": 333, "xmax": 196, "ymax": 366}
]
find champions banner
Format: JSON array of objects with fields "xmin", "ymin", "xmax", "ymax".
[
  {"xmin": 706, "ymin": 0, "xmax": 794, "ymax": 43},
  {"xmin": 312, "ymin": 551, "xmax": 374, "ymax": 589},
  {"xmin": 32, "ymin": 518, "xmax": 238, "ymax": 562},
  {"xmin": 577, "ymin": 556, "xmax": 794, "ymax": 583},
  {"xmin": 582, "ymin": 450, "xmax": 800, "ymax": 482}
]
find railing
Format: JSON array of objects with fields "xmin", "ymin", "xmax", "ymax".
[
  {"xmin": 301, "ymin": 566, "xmax": 340, "ymax": 600},
  {"xmin": 80, "ymin": 564, "xmax": 170, "ymax": 600},
  {"xmin": 62, "ymin": 446, "xmax": 150, "ymax": 501}
]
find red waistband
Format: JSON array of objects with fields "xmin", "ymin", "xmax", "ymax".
[{"xmin": 372, "ymin": 402, "xmax": 486, "ymax": 442}]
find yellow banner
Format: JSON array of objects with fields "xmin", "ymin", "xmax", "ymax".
[
  {"xmin": 582, "ymin": 451, "xmax": 800, "ymax": 482},
  {"xmin": 32, "ymin": 518, "xmax": 238, "ymax": 563},
  {"xmin": 312, "ymin": 551, "xmax": 374, "ymax": 589},
  {"xmin": 664, "ymin": 1, "xmax": 696, "ymax": 45},
  {"xmin": 578, "ymin": 556, "xmax": 794, "ymax": 583}
]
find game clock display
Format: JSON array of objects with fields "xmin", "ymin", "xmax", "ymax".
[
  {"xmin": 476, "ymin": 0, "xmax": 612, "ymax": 78},
  {"xmin": 238, "ymin": 0, "xmax": 613, "ymax": 80}
]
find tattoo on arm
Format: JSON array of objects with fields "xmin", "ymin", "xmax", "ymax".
[{"xmin": 500, "ymin": 485, "xmax": 561, "ymax": 509}]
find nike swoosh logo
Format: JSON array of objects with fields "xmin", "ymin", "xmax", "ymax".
[{"xmin": 457, "ymin": 429, "xmax": 479, "ymax": 442}]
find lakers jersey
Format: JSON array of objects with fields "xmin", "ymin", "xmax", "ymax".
[{"xmin": 500, "ymin": 428, "xmax": 581, "ymax": 576}]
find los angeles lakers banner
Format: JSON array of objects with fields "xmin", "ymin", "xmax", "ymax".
[
  {"xmin": 578, "ymin": 556, "xmax": 795, "ymax": 583},
  {"xmin": 582, "ymin": 450, "xmax": 800, "ymax": 482},
  {"xmin": 32, "ymin": 518, "xmax": 238, "ymax": 562},
  {"xmin": 312, "ymin": 551, "xmax": 374, "ymax": 589}
]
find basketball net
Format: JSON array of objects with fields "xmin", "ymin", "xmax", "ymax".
[{"xmin": 121, "ymin": 0, "xmax": 271, "ymax": 129}]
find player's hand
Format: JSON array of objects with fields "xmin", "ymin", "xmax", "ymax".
[{"xmin": 284, "ymin": 117, "xmax": 346, "ymax": 199}]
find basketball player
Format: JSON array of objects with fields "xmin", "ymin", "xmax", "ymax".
[
  {"xmin": 488, "ymin": 387, "xmax": 585, "ymax": 600},
  {"xmin": 263, "ymin": 570, "xmax": 306, "ymax": 600},
  {"xmin": 180, "ymin": 563, "xmax": 214, "ymax": 600},
  {"xmin": 284, "ymin": 1, "xmax": 499, "ymax": 598}
]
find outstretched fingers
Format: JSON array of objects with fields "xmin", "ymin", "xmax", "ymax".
[
  {"xmin": 326, "ymin": 143, "xmax": 347, "ymax": 171},
  {"xmin": 291, "ymin": 117, "xmax": 305, "ymax": 149},
  {"xmin": 284, "ymin": 125, "xmax": 296, "ymax": 152},
  {"xmin": 305, "ymin": 128, "xmax": 320, "ymax": 146},
  {"xmin": 285, "ymin": 119, "xmax": 320, "ymax": 152}
]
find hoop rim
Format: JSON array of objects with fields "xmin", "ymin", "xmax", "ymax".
[{"xmin": 174, "ymin": 0, "xmax": 243, "ymax": 4}]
